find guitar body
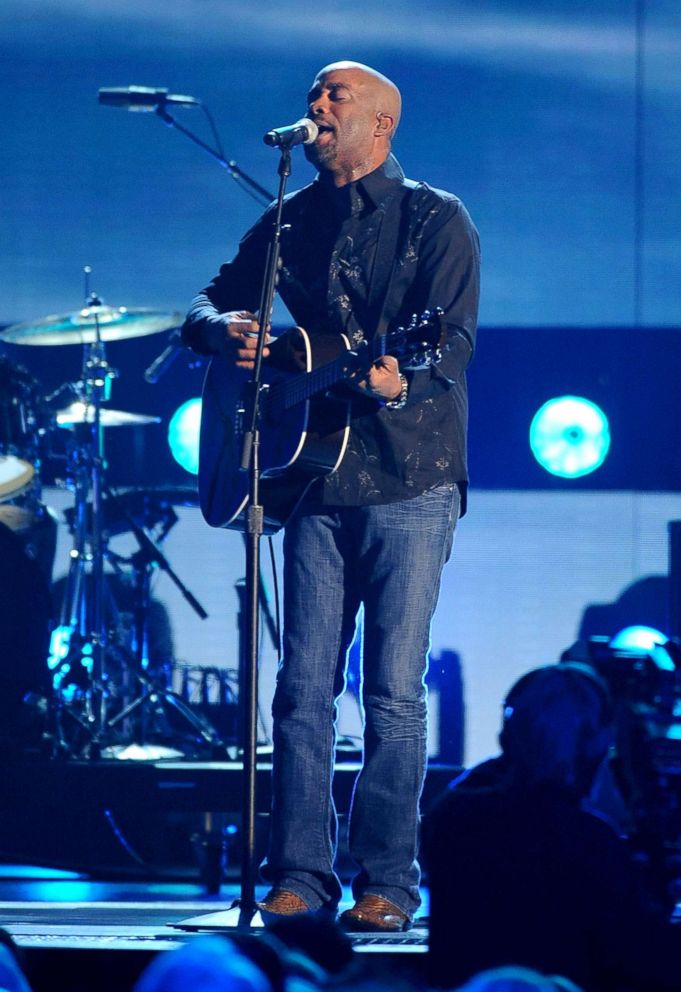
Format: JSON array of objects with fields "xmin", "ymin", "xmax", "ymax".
[
  {"xmin": 199, "ymin": 327, "xmax": 352, "ymax": 532},
  {"xmin": 198, "ymin": 310, "xmax": 446, "ymax": 533}
]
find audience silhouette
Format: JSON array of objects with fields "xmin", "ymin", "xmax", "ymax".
[{"xmin": 422, "ymin": 662, "xmax": 681, "ymax": 991}]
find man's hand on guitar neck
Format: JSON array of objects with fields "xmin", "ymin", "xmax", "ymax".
[
  {"xmin": 222, "ymin": 311, "xmax": 271, "ymax": 369},
  {"xmin": 355, "ymin": 354, "xmax": 405, "ymax": 403},
  {"xmin": 222, "ymin": 312, "xmax": 403, "ymax": 403}
]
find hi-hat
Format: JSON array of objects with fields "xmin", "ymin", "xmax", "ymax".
[
  {"xmin": 56, "ymin": 402, "xmax": 161, "ymax": 428},
  {"xmin": 1, "ymin": 306, "xmax": 182, "ymax": 346}
]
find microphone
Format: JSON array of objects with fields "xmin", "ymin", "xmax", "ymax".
[
  {"xmin": 144, "ymin": 329, "xmax": 184, "ymax": 384},
  {"xmin": 263, "ymin": 118, "xmax": 318, "ymax": 149},
  {"xmin": 98, "ymin": 86, "xmax": 200, "ymax": 111}
]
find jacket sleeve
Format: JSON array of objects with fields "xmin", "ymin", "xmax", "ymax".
[
  {"xmin": 181, "ymin": 207, "xmax": 275, "ymax": 356},
  {"xmin": 400, "ymin": 194, "xmax": 480, "ymax": 407}
]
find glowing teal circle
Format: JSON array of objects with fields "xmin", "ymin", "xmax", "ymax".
[
  {"xmin": 610, "ymin": 626, "xmax": 667, "ymax": 652},
  {"xmin": 168, "ymin": 397, "xmax": 202, "ymax": 475},
  {"xmin": 529, "ymin": 396, "xmax": 610, "ymax": 478}
]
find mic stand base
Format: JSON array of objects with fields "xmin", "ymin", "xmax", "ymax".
[{"xmin": 168, "ymin": 900, "xmax": 266, "ymax": 932}]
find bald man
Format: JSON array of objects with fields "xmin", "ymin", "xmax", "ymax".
[{"xmin": 183, "ymin": 61, "xmax": 480, "ymax": 931}]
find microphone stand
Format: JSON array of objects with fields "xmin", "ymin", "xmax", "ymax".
[
  {"xmin": 144, "ymin": 328, "xmax": 184, "ymax": 385},
  {"xmin": 154, "ymin": 104, "xmax": 274, "ymax": 206},
  {"xmin": 234, "ymin": 145, "xmax": 292, "ymax": 926},
  {"xmin": 133, "ymin": 91, "xmax": 297, "ymax": 927},
  {"xmin": 82, "ymin": 283, "xmax": 115, "ymax": 756}
]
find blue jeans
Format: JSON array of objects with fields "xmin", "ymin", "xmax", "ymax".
[{"xmin": 262, "ymin": 484, "xmax": 460, "ymax": 916}]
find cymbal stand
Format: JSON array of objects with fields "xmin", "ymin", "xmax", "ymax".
[{"xmin": 54, "ymin": 285, "xmax": 117, "ymax": 757}]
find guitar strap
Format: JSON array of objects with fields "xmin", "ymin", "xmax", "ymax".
[{"xmin": 367, "ymin": 180, "xmax": 417, "ymax": 340}]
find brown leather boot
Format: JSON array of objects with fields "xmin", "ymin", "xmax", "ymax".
[
  {"xmin": 339, "ymin": 894, "xmax": 411, "ymax": 932},
  {"xmin": 256, "ymin": 888, "xmax": 311, "ymax": 923}
]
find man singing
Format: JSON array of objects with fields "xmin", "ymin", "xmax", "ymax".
[{"xmin": 182, "ymin": 60, "xmax": 480, "ymax": 931}]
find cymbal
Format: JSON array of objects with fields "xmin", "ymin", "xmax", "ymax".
[
  {"xmin": 56, "ymin": 402, "xmax": 161, "ymax": 428},
  {"xmin": 1, "ymin": 306, "xmax": 182, "ymax": 346}
]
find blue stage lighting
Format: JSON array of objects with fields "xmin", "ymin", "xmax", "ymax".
[
  {"xmin": 168, "ymin": 398, "xmax": 202, "ymax": 475},
  {"xmin": 529, "ymin": 396, "xmax": 610, "ymax": 478},
  {"xmin": 0, "ymin": 866, "xmax": 85, "ymax": 880},
  {"xmin": 47, "ymin": 625, "xmax": 72, "ymax": 670},
  {"xmin": 610, "ymin": 625, "xmax": 667, "ymax": 652}
]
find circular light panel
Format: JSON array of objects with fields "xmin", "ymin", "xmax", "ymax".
[
  {"xmin": 530, "ymin": 396, "xmax": 610, "ymax": 478},
  {"xmin": 168, "ymin": 397, "xmax": 202, "ymax": 476}
]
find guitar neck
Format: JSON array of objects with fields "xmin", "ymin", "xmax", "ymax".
[
  {"xmin": 271, "ymin": 336, "xmax": 385, "ymax": 411},
  {"xmin": 266, "ymin": 310, "xmax": 443, "ymax": 413}
]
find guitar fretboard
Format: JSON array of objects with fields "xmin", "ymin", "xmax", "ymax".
[
  {"xmin": 264, "ymin": 312, "xmax": 441, "ymax": 414},
  {"xmin": 270, "ymin": 338, "xmax": 383, "ymax": 411}
]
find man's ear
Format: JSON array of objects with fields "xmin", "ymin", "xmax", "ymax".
[{"xmin": 375, "ymin": 113, "xmax": 394, "ymax": 137}]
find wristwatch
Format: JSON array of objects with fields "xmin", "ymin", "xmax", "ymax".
[{"xmin": 385, "ymin": 373, "xmax": 409, "ymax": 410}]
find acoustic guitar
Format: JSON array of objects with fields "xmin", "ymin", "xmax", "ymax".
[{"xmin": 198, "ymin": 309, "xmax": 446, "ymax": 533}]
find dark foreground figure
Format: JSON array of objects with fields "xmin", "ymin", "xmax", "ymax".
[{"xmin": 423, "ymin": 662, "xmax": 681, "ymax": 991}]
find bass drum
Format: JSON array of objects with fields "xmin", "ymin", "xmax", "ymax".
[
  {"xmin": 0, "ymin": 516, "xmax": 54, "ymax": 754},
  {"xmin": 0, "ymin": 355, "xmax": 48, "ymax": 502}
]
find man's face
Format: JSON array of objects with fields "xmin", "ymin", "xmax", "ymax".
[{"xmin": 304, "ymin": 68, "xmax": 380, "ymax": 176}]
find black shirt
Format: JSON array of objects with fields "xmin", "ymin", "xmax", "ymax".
[{"xmin": 182, "ymin": 155, "xmax": 480, "ymax": 509}]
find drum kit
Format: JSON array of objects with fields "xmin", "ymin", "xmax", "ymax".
[{"xmin": 0, "ymin": 295, "xmax": 221, "ymax": 760}]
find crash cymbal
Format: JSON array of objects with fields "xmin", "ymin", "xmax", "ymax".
[
  {"xmin": 56, "ymin": 402, "xmax": 161, "ymax": 428},
  {"xmin": 1, "ymin": 306, "xmax": 182, "ymax": 346}
]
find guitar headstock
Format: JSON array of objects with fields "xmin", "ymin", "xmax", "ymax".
[{"xmin": 388, "ymin": 308, "xmax": 447, "ymax": 371}]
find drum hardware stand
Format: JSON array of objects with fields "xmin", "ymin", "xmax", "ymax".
[
  {"xmin": 51, "ymin": 280, "xmax": 119, "ymax": 757},
  {"xmin": 101, "ymin": 487, "xmax": 223, "ymax": 754},
  {"xmin": 0, "ymin": 278, "xmax": 185, "ymax": 758}
]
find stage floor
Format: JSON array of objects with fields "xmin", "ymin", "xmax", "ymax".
[
  {"xmin": 0, "ymin": 868, "xmax": 429, "ymax": 991},
  {"xmin": 0, "ymin": 758, "xmax": 443, "ymax": 988}
]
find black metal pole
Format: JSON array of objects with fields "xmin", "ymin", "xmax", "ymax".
[
  {"xmin": 154, "ymin": 106, "xmax": 274, "ymax": 205},
  {"xmin": 138, "ymin": 99, "xmax": 293, "ymax": 928},
  {"xmin": 237, "ymin": 148, "xmax": 292, "ymax": 926}
]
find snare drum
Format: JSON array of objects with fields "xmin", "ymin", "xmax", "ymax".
[
  {"xmin": 0, "ymin": 356, "xmax": 44, "ymax": 501},
  {"xmin": 0, "ymin": 454, "xmax": 34, "ymax": 500}
]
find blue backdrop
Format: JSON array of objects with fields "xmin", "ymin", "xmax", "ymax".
[
  {"xmin": 3, "ymin": 0, "xmax": 681, "ymax": 326},
  {"xmin": 2, "ymin": 0, "xmax": 681, "ymax": 491},
  {"xmin": 2, "ymin": 0, "xmax": 681, "ymax": 763}
]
